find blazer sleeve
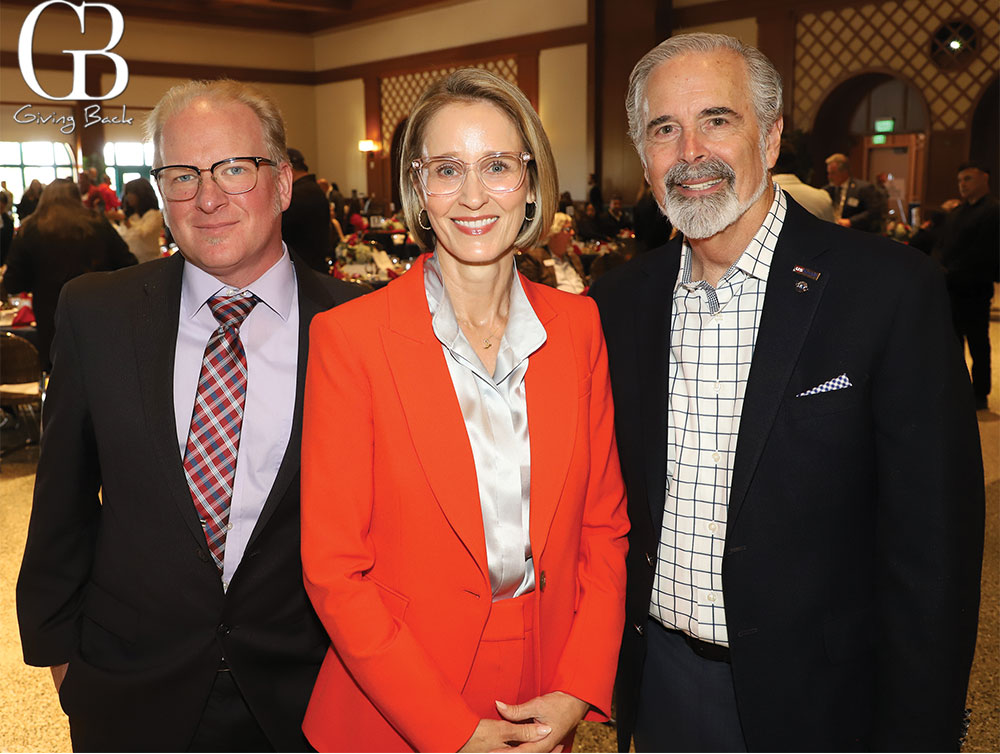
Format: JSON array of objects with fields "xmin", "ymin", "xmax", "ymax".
[
  {"xmin": 301, "ymin": 313, "xmax": 480, "ymax": 753},
  {"xmin": 548, "ymin": 300, "xmax": 629, "ymax": 720},
  {"xmin": 870, "ymin": 258, "xmax": 983, "ymax": 749},
  {"xmin": 16, "ymin": 282, "xmax": 103, "ymax": 666}
]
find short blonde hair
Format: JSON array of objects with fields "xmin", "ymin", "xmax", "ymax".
[
  {"xmin": 399, "ymin": 69, "xmax": 557, "ymax": 252},
  {"xmin": 144, "ymin": 79, "xmax": 288, "ymax": 168},
  {"xmin": 548, "ymin": 211, "xmax": 574, "ymax": 240}
]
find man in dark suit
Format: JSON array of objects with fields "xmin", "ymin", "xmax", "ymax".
[
  {"xmin": 591, "ymin": 33, "xmax": 983, "ymax": 752},
  {"xmin": 282, "ymin": 147, "xmax": 333, "ymax": 273},
  {"xmin": 823, "ymin": 152, "xmax": 885, "ymax": 232},
  {"xmin": 16, "ymin": 80, "xmax": 360, "ymax": 752}
]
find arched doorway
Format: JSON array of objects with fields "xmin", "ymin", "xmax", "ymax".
[
  {"xmin": 810, "ymin": 73, "xmax": 929, "ymax": 216},
  {"xmin": 970, "ymin": 76, "xmax": 998, "ymax": 196}
]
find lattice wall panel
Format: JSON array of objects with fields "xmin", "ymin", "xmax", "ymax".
[
  {"xmin": 380, "ymin": 58, "xmax": 518, "ymax": 146},
  {"xmin": 795, "ymin": 0, "xmax": 999, "ymax": 131}
]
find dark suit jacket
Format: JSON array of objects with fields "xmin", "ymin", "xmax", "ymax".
[
  {"xmin": 16, "ymin": 251, "xmax": 361, "ymax": 752},
  {"xmin": 824, "ymin": 178, "xmax": 884, "ymax": 233},
  {"xmin": 282, "ymin": 174, "xmax": 333, "ymax": 273},
  {"xmin": 3, "ymin": 216, "xmax": 136, "ymax": 370},
  {"xmin": 590, "ymin": 196, "xmax": 984, "ymax": 752}
]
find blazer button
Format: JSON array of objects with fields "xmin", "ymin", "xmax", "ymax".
[
  {"xmin": 634, "ymin": 623, "xmax": 645, "ymax": 636},
  {"xmin": 217, "ymin": 623, "xmax": 231, "ymax": 635},
  {"xmin": 539, "ymin": 571, "xmax": 547, "ymax": 591},
  {"xmin": 645, "ymin": 552, "xmax": 655, "ymax": 567}
]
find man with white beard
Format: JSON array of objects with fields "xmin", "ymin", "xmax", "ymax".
[{"xmin": 590, "ymin": 33, "xmax": 983, "ymax": 753}]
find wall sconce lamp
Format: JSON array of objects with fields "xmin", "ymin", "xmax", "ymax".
[{"xmin": 359, "ymin": 139, "xmax": 379, "ymax": 172}]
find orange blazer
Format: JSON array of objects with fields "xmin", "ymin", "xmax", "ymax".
[{"xmin": 300, "ymin": 254, "xmax": 629, "ymax": 752}]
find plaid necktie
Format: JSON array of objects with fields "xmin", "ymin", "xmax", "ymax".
[{"xmin": 183, "ymin": 292, "xmax": 260, "ymax": 571}]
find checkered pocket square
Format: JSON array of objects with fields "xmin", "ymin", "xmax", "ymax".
[{"xmin": 796, "ymin": 373, "xmax": 852, "ymax": 397}]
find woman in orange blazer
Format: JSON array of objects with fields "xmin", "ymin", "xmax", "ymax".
[{"xmin": 301, "ymin": 69, "xmax": 629, "ymax": 753}]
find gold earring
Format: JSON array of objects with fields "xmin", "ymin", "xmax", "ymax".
[{"xmin": 418, "ymin": 208, "xmax": 432, "ymax": 230}]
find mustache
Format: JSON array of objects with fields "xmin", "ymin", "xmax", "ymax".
[{"xmin": 664, "ymin": 158, "xmax": 737, "ymax": 190}]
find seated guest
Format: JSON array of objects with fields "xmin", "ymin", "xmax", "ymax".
[
  {"xmin": 300, "ymin": 67, "xmax": 628, "ymax": 753},
  {"xmin": 117, "ymin": 177, "xmax": 164, "ymax": 263},
  {"xmin": 517, "ymin": 212, "xmax": 587, "ymax": 293},
  {"xmin": 576, "ymin": 201, "xmax": 605, "ymax": 241},
  {"xmin": 346, "ymin": 196, "xmax": 368, "ymax": 235},
  {"xmin": 3, "ymin": 179, "xmax": 136, "ymax": 369},
  {"xmin": 599, "ymin": 195, "xmax": 631, "ymax": 237},
  {"xmin": 557, "ymin": 190, "xmax": 574, "ymax": 213}
]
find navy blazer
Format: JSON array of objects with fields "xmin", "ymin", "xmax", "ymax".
[{"xmin": 591, "ymin": 195, "xmax": 983, "ymax": 751}]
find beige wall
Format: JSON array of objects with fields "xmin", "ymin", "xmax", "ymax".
[
  {"xmin": 0, "ymin": 4, "xmax": 311, "ymax": 70},
  {"xmin": 313, "ymin": 79, "xmax": 366, "ymax": 197},
  {"xmin": 539, "ymin": 44, "xmax": 588, "ymax": 201},
  {"xmin": 313, "ymin": 0, "xmax": 586, "ymax": 70}
]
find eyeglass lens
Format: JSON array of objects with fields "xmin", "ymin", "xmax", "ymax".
[
  {"xmin": 420, "ymin": 153, "xmax": 526, "ymax": 195},
  {"xmin": 157, "ymin": 159, "xmax": 262, "ymax": 200}
]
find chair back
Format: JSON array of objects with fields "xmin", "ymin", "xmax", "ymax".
[{"xmin": 1, "ymin": 332, "xmax": 41, "ymax": 385}]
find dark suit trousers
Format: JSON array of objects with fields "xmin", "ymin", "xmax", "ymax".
[
  {"xmin": 948, "ymin": 281, "xmax": 992, "ymax": 400},
  {"xmin": 634, "ymin": 618, "xmax": 747, "ymax": 753},
  {"xmin": 188, "ymin": 670, "xmax": 274, "ymax": 753}
]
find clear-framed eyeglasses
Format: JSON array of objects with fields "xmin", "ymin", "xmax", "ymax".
[
  {"xmin": 151, "ymin": 156, "xmax": 277, "ymax": 201},
  {"xmin": 411, "ymin": 151, "xmax": 532, "ymax": 197}
]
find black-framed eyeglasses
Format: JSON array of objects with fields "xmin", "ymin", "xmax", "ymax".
[
  {"xmin": 151, "ymin": 156, "xmax": 276, "ymax": 201},
  {"xmin": 411, "ymin": 151, "xmax": 532, "ymax": 196}
]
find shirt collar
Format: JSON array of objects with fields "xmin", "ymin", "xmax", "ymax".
[
  {"xmin": 677, "ymin": 184, "xmax": 786, "ymax": 291},
  {"xmin": 424, "ymin": 252, "xmax": 546, "ymax": 383},
  {"xmin": 181, "ymin": 243, "xmax": 296, "ymax": 321}
]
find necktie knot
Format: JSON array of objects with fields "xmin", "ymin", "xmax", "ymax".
[{"xmin": 209, "ymin": 293, "xmax": 259, "ymax": 330}]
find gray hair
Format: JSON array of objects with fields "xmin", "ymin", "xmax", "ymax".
[
  {"xmin": 626, "ymin": 33, "xmax": 783, "ymax": 161},
  {"xmin": 144, "ymin": 79, "xmax": 289, "ymax": 168}
]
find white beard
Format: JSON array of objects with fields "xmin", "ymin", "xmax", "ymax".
[{"xmin": 659, "ymin": 154, "xmax": 768, "ymax": 240}]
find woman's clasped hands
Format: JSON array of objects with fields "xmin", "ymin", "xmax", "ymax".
[{"xmin": 459, "ymin": 692, "xmax": 589, "ymax": 753}]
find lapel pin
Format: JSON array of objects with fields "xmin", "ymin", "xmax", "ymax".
[
  {"xmin": 792, "ymin": 265, "xmax": 821, "ymax": 280},
  {"xmin": 795, "ymin": 280, "xmax": 809, "ymax": 293}
]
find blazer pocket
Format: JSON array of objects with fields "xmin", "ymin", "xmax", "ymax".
[
  {"xmin": 786, "ymin": 385, "xmax": 864, "ymax": 420},
  {"xmin": 369, "ymin": 577, "xmax": 410, "ymax": 621},
  {"xmin": 82, "ymin": 581, "xmax": 139, "ymax": 644}
]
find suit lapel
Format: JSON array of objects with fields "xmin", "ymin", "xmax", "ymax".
[
  {"xmin": 728, "ymin": 202, "xmax": 830, "ymax": 523},
  {"xmin": 522, "ymin": 281, "xmax": 576, "ymax": 556},
  {"xmin": 637, "ymin": 245, "xmax": 680, "ymax": 531},
  {"xmin": 246, "ymin": 254, "xmax": 330, "ymax": 547},
  {"xmin": 134, "ymin": 254, "xmax": 208, "ymax": 546},
  {"xmin": 382, "ymin": 256, "xmax": 490, "ymax": 581}
]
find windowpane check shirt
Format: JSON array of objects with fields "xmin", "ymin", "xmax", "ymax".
[{"xmin": 650, "ymin": 187, "xmax": 787, "ymax": 646}]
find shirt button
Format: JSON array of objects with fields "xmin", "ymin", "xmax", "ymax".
[
  {"xmin": 708, "ymin": 522, "xmax": 718, "ymax": 533},
  {"xmin": 707, "ymin": 592, "xmax": 717, "ymax": 602},
  {"xmin": 243, "ymin": 290, "xmax": 252, "ymax": 298},
  {"xmin": 222, "ymin": 580, "xmax": 229, "ymax": 590},
  {"xmin": 226, "ymin": 523, "xmax": 233, "ymax": 531},
  {"xmin": 711, "ymin": 452, "xmax": 721, "ymax": 463},
  {"xmin": 714, "ymin": 381, "xmax": 722, "ymax": 394}
]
